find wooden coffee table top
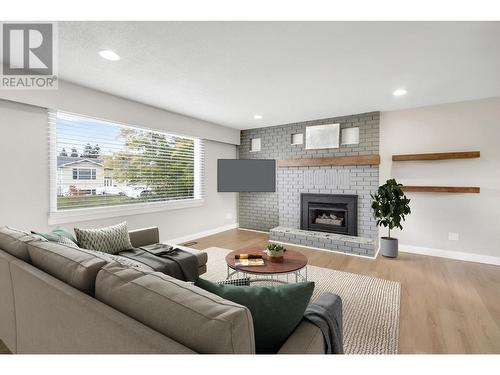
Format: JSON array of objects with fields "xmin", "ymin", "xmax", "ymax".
[{"xmin": 225, "ymin": 248, "xmax": 308, "ymax": 274}]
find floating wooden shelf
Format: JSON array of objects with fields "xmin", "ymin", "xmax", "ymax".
[
  {"xmin": 392, "ymin": 151, "xmax": 480, "ymax": 161},
  {"xmin": 401, "ymin": 186, "xmax": 480, "ymax": 194},
  {"xmin": 277, "ymin": 154, "xmax": 380, "ymax": 167}
]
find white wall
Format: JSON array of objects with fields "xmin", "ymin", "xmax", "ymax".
[
  {"xmin": 380, "ymin": 97, "xmax": 500, "ymax": 262},
  {"xmin": 0, "ymin": 80, "xmax": 240, "ymax": 145},
  {"xmin": 0, "ymin": 98, "xmax": 238, "ymax": 241}
]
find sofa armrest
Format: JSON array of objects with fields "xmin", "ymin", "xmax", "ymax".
[
  {"xmin": 172, "ymin": 245, "xmax": 208, "ymax": 276},
  {"xmin": 129, "ymin": 227, "xmax": 160, "ymax": 248},
  {"xmin": 278, "ymin": 319, "xmax": 325, "ymax": 354}
]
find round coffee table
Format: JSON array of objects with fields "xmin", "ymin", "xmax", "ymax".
[{"xmin": 225, "ymin": 248, "xmax": 308, "ymax": 284}]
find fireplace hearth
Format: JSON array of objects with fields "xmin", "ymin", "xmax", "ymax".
[{"xmin": 300, "ymin": 193, "xmax": 358, "ymax": 236}]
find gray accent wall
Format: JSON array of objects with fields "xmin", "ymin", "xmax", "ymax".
[{"xmin": 238, "ymin": 112, "xmax": 380, "ymax": 239}]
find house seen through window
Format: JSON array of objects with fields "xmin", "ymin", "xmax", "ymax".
[{"xmin": 53, "ymin": 112, "xmax": 203, "ymax": 211}]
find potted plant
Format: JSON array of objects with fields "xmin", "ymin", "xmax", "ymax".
[
  {"xmin": 371, "ymin": 179, "xmax": 411, "ymax": 258},
  {"xmin": 266, "ymin": 243, "xmax": 285, "ymax": 263}
]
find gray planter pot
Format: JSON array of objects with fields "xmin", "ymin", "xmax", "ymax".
[{"xmin": 380, "ymin": 237, "xmax": 398, "ymax": 258}]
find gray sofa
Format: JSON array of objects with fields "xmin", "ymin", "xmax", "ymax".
[{"xmin": 0, "ymin": 226, "xmax": 325, "ymax": 354}]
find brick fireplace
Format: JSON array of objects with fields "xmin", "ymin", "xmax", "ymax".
[{"xmin": 238, "ymin": 111, "xmax": 380, "ymax": 257}]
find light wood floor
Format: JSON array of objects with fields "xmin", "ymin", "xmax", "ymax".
[{"xmin": 188, "ymin": 228, "xmax": 500, "ymax": 354}]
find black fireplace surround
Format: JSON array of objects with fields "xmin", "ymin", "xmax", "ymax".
[{"xmin": 300, "ymin": 193, "xmax": 358, "ymax": 236}]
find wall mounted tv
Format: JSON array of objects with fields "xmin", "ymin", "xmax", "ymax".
[{"xmin": 217, "ymin": 159, "xmax": 276, "ymax": 192}]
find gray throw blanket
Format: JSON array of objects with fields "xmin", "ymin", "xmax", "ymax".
[
  {"xmin": 304, "ymin": 292, "xmax": 344, "ymax": 354},
  {"xmin": 118, "ymin": 248, "xmax": 199, "ymax": 281}
]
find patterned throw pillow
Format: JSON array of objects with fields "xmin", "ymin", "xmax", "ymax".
[
  {"xmin": 74, "ymin": 222, "xmax": 133, "ymax": 254},
  {"xmin": 188, "ymin": 278, "xmax": 251, "ymax": 286},
  {"xmin": 57, "ymin": 236, "xmax": 80, "ymax": 249},
  {"xmin": 216, "ymin": 277, "xmax": 251, "ymax": 286}
]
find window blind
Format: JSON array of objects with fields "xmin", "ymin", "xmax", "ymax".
[{"xmin": 49, "ymin": 111, "xmax": 204, "ymax": 211}]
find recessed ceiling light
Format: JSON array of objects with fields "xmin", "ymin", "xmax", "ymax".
[
  {"xmin": 253, "ymin": 114, "xmax": 263, "ymax": 120},
  {"xmin": 393, "ymin": 88, "xmax": 407, "ymax": 96},
  {"xmin": 99, "ymin": 50, "xmax": 120, "ymax": 61}
]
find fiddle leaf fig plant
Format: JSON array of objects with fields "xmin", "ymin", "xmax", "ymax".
[{"xmin": 371, "ymin": 179, "xmax": 411, "ymax": 238}]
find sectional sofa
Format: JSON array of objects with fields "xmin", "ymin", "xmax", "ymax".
[{"xmin": 0, "ymin": 226, "xmax": 326, "ymax": 354}]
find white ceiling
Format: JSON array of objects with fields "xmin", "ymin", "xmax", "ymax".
[{"xmin": 58, "ymin": 22, "xmax": 500, "ymax": 130}]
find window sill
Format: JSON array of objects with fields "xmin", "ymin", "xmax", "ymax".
[{"xmin": 48, "ymin": 198, "xmax": 205, "ymax": 225}]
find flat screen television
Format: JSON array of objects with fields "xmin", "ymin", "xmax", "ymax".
[{"xmin": 217, "ymin": 159, "xmax": 276, "ymax": 192}]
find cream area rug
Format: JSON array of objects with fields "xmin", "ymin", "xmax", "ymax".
[{"xmin": 202, "ymin": 247, "xmax": 401, "ymax": 354}]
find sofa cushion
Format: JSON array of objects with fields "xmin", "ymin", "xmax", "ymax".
[
  {"xmin": 195, "ymin": 278, "xmax": 315, "ymax": 353},
  {"xmin": 37, "ymin": 237, "xmax": 149, "ymax": 271},
  {"xmin": 27, "ymin": 241, "xmax": 109, "ymax": 295},
  {"xmin": 95, "ymin": 264, "xmax": 255, "ymax": 354},
  {"xmin": 74, "ymin": 222, "xmax": 133, "ymax": 254},
  {"xmin": 88, "ymin": 250, "xmax": 153, "ymax": 272},
  {"xmin": 0, "ymin": 226, "xmax": 45, "ymax": 262}
]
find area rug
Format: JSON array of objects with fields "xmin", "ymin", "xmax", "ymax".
[{"xmin": 202, "ymin": 247, "xmax": 401, "ymax": 354}]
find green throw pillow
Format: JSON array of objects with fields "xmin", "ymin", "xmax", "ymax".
[
  {"xmin": 74, "ymin": 221, "xmax": 133, "ymax": 254},
  {"xmin": 31, "ymin": 226, "xmax": 77, "ymax": 244},
  {"xmin": 195, "ymin": 278, "xmax": 314, "ymax": 353}
]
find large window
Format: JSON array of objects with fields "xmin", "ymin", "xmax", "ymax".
[{"xmin": 50, "ymin": 111, "xmax": 204, "ymax": 214}]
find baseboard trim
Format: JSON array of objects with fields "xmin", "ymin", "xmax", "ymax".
[
  {"xmin": 400, "ymin": 244, "xmax": 500, "ymax": 266},
  {"xmin": 166, "ymin": 223, "xmax": 239, "ymax": 245},
  {"xmin": 237, "ymin": 227, "xmax": 270, "ymax": 234}
]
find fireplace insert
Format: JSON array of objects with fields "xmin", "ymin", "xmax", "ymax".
[{"xmin": 300, "ymin": 193, "xmax": 358, "ymax": 236}]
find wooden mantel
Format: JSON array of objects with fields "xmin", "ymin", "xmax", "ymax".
[
  {"xmin": 277, "ymin": 154, "xmax": 380, "ymax": 167},
  {"xmin": 392, "ymin": 151, "xmax": 480, "ymax": 161},
  {"xmin": 401, "ymin": 186, "xmax": 480, "ymax": 194}
]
